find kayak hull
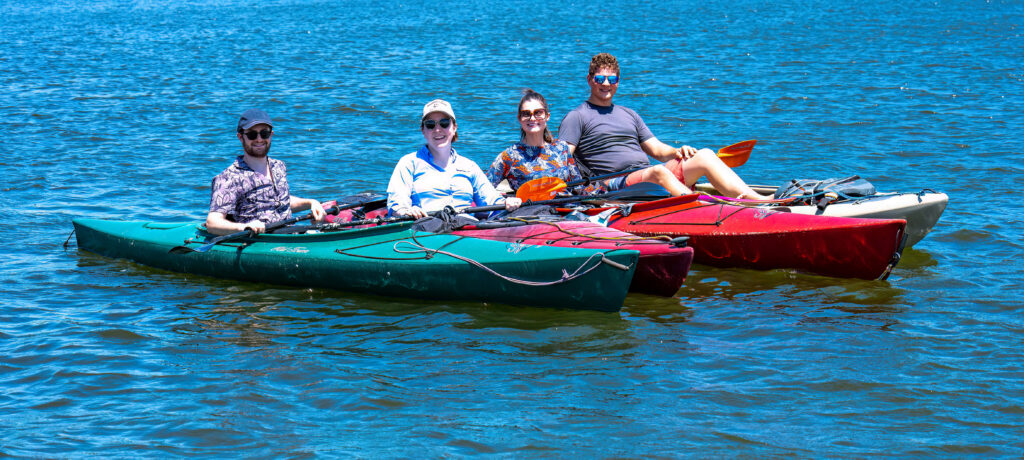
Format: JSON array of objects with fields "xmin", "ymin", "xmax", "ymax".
[
  {"xmin": 589, "ymin": 194, "xmax": 907, "ymax": 280},
  {"xmin": 72, "ymin": 219, "xmax": 640, "ymax": 312},
  {"xmin": 774, "ymin": 192, "xmax": 947, "ymax": 247}
]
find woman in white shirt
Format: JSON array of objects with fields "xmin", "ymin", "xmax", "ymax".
[{"xmin": 386, "ymin": 99, "xmax": 522, "ymax": 218}]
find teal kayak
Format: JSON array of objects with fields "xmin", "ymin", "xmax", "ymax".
[{"xmin": 71, "ymin": 219, "xmax": 640, "ymax": 312}]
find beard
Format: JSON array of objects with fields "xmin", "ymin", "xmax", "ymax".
[{"xmin": 244, "ymin": 140, "xmax": 270, "ymax": 158}]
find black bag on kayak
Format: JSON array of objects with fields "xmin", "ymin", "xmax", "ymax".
[
  {"xmin": 411, "ymin": 212, "xmax": 480, "ymax": 233},
  {"xmin": 773, "ymin": 176, "xmax": 877, "ymax": 210},
  {"xmin": 505, "ymin": 204, "xmax": 560, "ymax": 218}
]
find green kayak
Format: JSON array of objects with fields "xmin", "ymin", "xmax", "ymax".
[{"xmin": 71, "ymin": 219, "xmax": 640, "ymax": 312}]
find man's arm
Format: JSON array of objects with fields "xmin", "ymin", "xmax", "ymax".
[
  {"xmin": 641, "ymin": 136, "xmax": 686, "ymax": 162},
  {"xmin": 205, "ymin": 211, "xmax": 265, "ymax": 236},
  {"xmin": 557, "ymin": 108, "xmax": 583, "ymax": 157},
  {"xmin": 641, "ymin": 136, "xmax": 706, "ymax": 162},
  {"xmin": 289, "ymin": 196, "xmax": 325, "ymax": 222},
  {"xmin": 207, "ymin": 175, "xmax": 266, "ymax": 235}
]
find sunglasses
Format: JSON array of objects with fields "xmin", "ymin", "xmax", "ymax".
[
  {"xmin": 519, "ymin": 109, "xmax": 548, "ymax": 120},
  {"xmin": 242, "ymin": 129, "xmax": 272, "ymax": 140},
  {"xmin": 592, "ymin": 75, "xmax": 620, "ymax": 85},
  {"xmin": 422, "ymin": 118, "xmax": 452, "ymax": 130}
]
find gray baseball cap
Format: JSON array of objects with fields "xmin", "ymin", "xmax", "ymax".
[{"xmin": 237, "ymin": 108, "xmax": 273, "ymax": 131}]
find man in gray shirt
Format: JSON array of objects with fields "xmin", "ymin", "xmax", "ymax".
[{"xmin": 558, "ymin": 53, "xmax": 768, "ymax": 200}]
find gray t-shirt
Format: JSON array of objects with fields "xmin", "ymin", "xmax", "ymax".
[{"xmin": 557, "ymin": 101, "xmax": 655, "ymax": 177}]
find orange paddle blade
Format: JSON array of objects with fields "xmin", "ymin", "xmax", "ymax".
[
  {"xmin": 717, "ymin": 139, "xmax": 756, "ymax": 167},
  {"xmin": 516, "ymin": 176, "xmax": 568, "ymax": 201}
]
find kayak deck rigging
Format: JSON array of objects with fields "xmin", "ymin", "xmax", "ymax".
[{"xmin": 321, "ymin": 203, "xmax": 695, "ymax": 297}]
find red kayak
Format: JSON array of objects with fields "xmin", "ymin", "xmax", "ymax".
[
  {"xmin": 326, "ymin": 206, "xmax": 694, "ymax": 297},
  {"xmin": 580, "ymin": 194, "xmax": 907, "ymax": 280}
]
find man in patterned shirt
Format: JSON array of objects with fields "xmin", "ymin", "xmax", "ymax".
[{"xmin": 205, "ymin": 109, "xmax": 325, "ymax": 235}]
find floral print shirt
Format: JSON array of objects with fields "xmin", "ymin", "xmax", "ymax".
[
  {"xmin": 209, "ymin": 155, "xmax": 291, "ymax": 223},
  {"xmin": 485, "ymin": 139, "xmax": 606, "ymax": 195}
]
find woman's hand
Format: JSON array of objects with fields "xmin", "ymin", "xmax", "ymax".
[
  {"xmin": 504, "ymin": 197, "xmax": 522, "ymax": 212},
  {"xmin": 399, "ymin": 206, "xmax": 427, "ymax": 219}
]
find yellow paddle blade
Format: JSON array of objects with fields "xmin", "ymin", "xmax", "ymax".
[
  {"xmin": 516, "ymin": 176, "xmax": 568, "ymax": 201},
  {"xmin": 717, "ymin": 139, "xmax": 756, "ymax": 167}
]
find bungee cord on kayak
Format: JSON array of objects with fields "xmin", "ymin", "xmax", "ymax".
[
  {"xmin": 331, "ymin": 231, "xmax": 462, "ymax": 260},
  {"xmin": 327, "ymin": 229, "xmax": 634, "ymax": 287},
  {"xmin": 493, "ymin": 217, "xmax": 676, "ymax": 245},
  {"xmin": 390, "ymin": 240, "xmax": 632, "ymax": 286},
  {"xmin": 611, "ymin": 201, "xmax": 754, "ymax": 228}
]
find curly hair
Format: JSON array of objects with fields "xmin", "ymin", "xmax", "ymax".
[{"xmin": 588, "ymin": 53, "xmax": 620, "ymax": 76}]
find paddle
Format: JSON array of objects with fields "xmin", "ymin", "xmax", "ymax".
[
  {"xmin": 515, "ymin": 140, "xmax": 757, "ymax": 202},
  {"xmin": 168, "ymin": 193, "xmax": 386, "ymax": 254},
  {"xmin": 321, "ymin": 187, "xmax": 653, "ymax": 231},
  {"xmin": 717, "ymin": 139, "xmax": 756, "ymax": 168},
  {"xmin": 168, "ymin": 207, "xmax": 339, "ymax": 254}
]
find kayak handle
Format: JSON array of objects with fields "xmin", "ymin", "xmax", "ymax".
[
  {"xmin": 670, "ymin": 236, "xmax": 690, "ymax": 248},
  {"xmin": 600, "ymin": 255, "xmax": 632, "ymax": 272}
]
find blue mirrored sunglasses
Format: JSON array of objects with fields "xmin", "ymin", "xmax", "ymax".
[{"xmin": 592, "ymin": 75, "xmax": 619, "ymax": 85}]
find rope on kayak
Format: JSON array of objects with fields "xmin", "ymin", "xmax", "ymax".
[
  {"xmin": 696, "ymin": 193, "xmax": 800, "ymax": 206},
  {"xmin": 879, "ymin": 231, "xmax": 909, "ymax": 281},
  {"xmin": 621, "ymin": 201, "xmax": 750, "ymax": 227},
  {"xmin": 63, "ymin": 228, "xmax": 76, "ymax": 249},
  {"xmin": 498, "ymin": 217, "xmax": 673, "ymax": 245},
  {"xmin": 335, "ymin": 231, "xmax": 631, "ymax": 285},
  {"xmin": 332, "ymin": 232, "xmax": 462, "ymax": 260},
  {"xmin": 390, "ymin": 239, "xmax": 629, "ymax": 286}
]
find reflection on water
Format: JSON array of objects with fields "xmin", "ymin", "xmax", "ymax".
[{"xmin": 682, "ymin": 266, "xmax": 907, "ymax": 306}]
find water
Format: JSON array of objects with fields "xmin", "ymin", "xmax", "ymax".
[{"xmin": 2, "ymin": 0, "xmax": 1023, "ymax": 456}]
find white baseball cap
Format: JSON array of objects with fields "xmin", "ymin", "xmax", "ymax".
[{"xmin": 421, "ymin": 99, "xmax": 456, "ymax": 121}]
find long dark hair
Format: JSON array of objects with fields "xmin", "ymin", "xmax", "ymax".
[{"xmin": 518, "ymin": 89, "xmax": 554, "ymax": 144}]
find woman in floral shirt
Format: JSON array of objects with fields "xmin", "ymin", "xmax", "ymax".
[{"xmin": 486, "ymin": 89, "xmax": 606, "ymax": 197}]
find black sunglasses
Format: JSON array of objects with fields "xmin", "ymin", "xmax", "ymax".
[
  {"xmin": 242, "ymin": 129, "xmax": 272, "ymax": 140},
  {"xmin": 422, "ymin": 118, "xmax": 452, "ymax": 130}
]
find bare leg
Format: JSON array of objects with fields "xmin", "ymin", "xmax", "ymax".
[
  {"xmin": 625, "ymin": 165, "xmax": 690, "ymax": 196},
  {"xmin": 677, "ymin": 149, "xmax": 770, "ymax": 200}
]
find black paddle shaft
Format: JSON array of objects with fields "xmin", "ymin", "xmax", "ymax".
[{"xmin": 169, "ymin": 203, "xmax": 351, "ymax": 254}]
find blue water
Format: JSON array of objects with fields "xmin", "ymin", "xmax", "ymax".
[{"xmin": 3, "ymin": 0, "xmax": 1023, "ymax": 456}]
